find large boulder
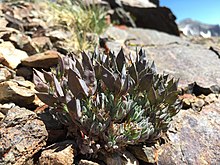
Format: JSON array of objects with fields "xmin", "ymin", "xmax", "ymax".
[
  {"xmin": 104, "ymin": 0, "xmax": 179, "ymax": 36},
  {"xmin": 126, "ymin": 7, "xmax": 179, "ymax": 36},
  {"xmin": 0, "ymin": 106, "xmax": 48, "ymax": 165},
  {"xmin": 103, "ymin": 27, "xmax": 220, "ymax": 87}
]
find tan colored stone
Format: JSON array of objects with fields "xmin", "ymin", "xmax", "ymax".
[
  {"xmin": 79, "ymin": 159, "xmax": 100, "ymax": 165},
  {"xmin": 21, "ymin": 50, "xmax": 59, "ymax": 69},
  {"xmin": 0, "ymin": 103, "xmax": 15, "ymax": 115},
  {"xmin": 0, "ymin": 41, "xmax": 28, "ymax": 69},
  {"xmin": 0, "ymin": 112, "xmax": 5, "ymax": 121},
  {"xmin": 0, "ymin": 18, "xmax": 8, "ymax": 27},
  {"xmin": 127, "ymin": 145, "xmax": 158, "ymax": 163},
  {"xmin": 0, "ymin": 66, "xmax": 12, "ymax": 82},
  {"xmin": 39, "ymin": 140, "xmax": 75, "ymax": 165},
  {"xmin": 0, "ymin": 80, "xmax": 35, "ymax": 107},
  {"xmin": 32, "ymin": 36, "xmax": 52, "ymax": 51}
]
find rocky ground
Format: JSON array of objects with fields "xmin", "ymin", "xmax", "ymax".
[{"xmin": 0, "ymin": 1, "xmax": 220, "ymax": 165}]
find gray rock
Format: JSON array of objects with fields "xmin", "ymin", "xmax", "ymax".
[
  {"xmin": 158, "ymin": 97, "xmax": 220, "ymax": 165},
  {"xmin": 146, "ymin": 44, "xmax": 220, "ymax": 87},
  {"xmin": 0, "ymin": 106, "xmax": 48, "ymax": 165},
  {"xmin": 39, "ymin": 140, "xmax": 76, "ymax": 165}
]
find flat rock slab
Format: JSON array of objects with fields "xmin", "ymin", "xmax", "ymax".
[
  {"xmin": 104, "ymin": 27, "xmax": 220, "ymax": 87},
  {"xmin": 21, "ymin": 50, "xmax": 59, "ymax": 69},
  {"xmin": 0, "ymin": 106, "xmax": 48, "ymax": 165},
  {"xmin": 145, "ymin": 44, "xmax": 220, "ymax": 87},
  {"xmin": 158, "ymin": 99, "xmax": 220, "ymax": 165}
]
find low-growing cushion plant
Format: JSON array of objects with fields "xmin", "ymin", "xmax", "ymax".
[{"xmin": 34, "ymin": 48, "xmax": 181, "ymax": 158}]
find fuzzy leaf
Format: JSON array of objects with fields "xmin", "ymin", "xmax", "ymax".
[
  {"xmin": 68, "ymin": 68, "xmax": 89, "ymax": 97},
  {"xmin": 53, "ymin": 75, "xmax": 64, "ymax": 97},
  {"xmin": 164, "ymin": 91, "xmax": 179, "ymax": 105},
  {"xmin": 167, "ymin": 78, "xmax": 178, "ymax": 92},
  {"xmin": 116, "ymin": 48, "xmax": 126, "ymax": 72},
  {"xmin": 101, "ymin": 65, "xmax": 116, "ymax": 91},
  {"xmin": 114, "ymin": 75, "xmax": 122, "ymax": 94},
  {"xmin": 83, "ymin": 70, "xmax": 97, "ymax": 94},
  {"xmin": 148, "ymin": 87, "xmax": 157, "ymax": 105},
  {"xmin": 75, "ymin": 58, "xmax": 84, "ymax": 76},
  {"xmin": 36, "ymin": 93, "xmax": 57, "ymax": 106},
  {"xmin": 42, "ymin": 70, "xmax": 53, "ymax": 83},
  {"xmin": 128, "ymin": 63, "xmax": 138, "ymax": 83},
  {"xmin": 33, "ymin": 69, "xmax": 48, "ymax": 92},
  {"xmin": 82, "ymin": 51, "xmax": 93, "ymax": 71},
  {"xmin": 33, "ymin": 69, "xmax": 46, "ymax": 83},
  {"xmin": 150, "ymin": 61, "xmax": 157, "ymax": 74},
  {"xmin": 67, "ymin": 98, "xmax": 82, "ymax": 118},
  {"xmin": 139, "ymin": 73, "xmax": 153, "ymax": 92},
  {"xmin": 58, "ymin": 54, "xmax": 65, "ymax": 75},
  {"xmin": 120, "ymin": 74, "xmax": 132, "ymax": 96}
]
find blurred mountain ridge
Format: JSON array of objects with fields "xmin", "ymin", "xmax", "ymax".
[{"xmin": 178, "ymin": 18, "xmax": 220, "ymax": 37}]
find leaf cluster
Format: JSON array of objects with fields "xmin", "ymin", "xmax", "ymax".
[{"xmin": 34, "ymin": 49, "xmax": 182, "ymax": 155}]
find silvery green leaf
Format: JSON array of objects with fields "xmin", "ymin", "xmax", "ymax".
[{"xmin": 131, "ymin": 131, "xmax": 141, "ymax": 140}]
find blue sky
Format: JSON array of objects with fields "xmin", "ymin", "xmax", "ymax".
[{"xmin": 160, "ymin": 0, "xmax": 220, "ymax": 25}]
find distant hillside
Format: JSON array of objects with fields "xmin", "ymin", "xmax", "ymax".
[{"xmin": 178, "ymin": 18, "xmax": 220, "ymax": 37}]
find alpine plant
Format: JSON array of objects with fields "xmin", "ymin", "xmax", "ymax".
[{"xmin": 34, "ymin": 48, "xmax": 182, "ymax": 155}]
